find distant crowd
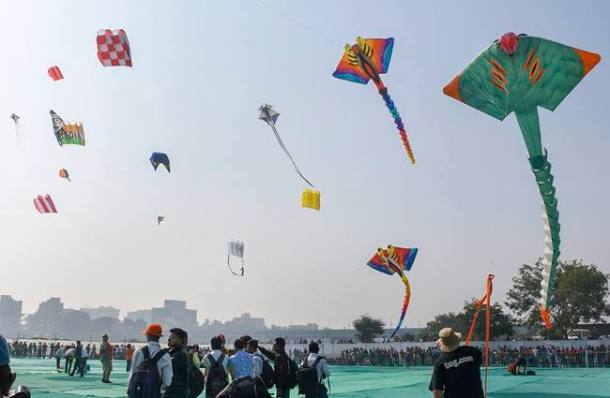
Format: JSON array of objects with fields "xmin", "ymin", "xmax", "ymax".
[{"xmin": 333, "ymin": 344, "xmax": 610, "ymax": 368}]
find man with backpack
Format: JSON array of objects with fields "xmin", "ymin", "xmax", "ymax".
[
  {"xmin": 246, "ymin": 340, "xmax": 275, "ymax": 390},
  {"xmin": 164, "ymin": 328, "xmax": 190, "ymax": 398},
  {"xmin": 259, "ymin": 338, "xmax": 298, "ymax": 398},
  {"xmin": 128, "ymin": 323, "xmax": 173, "ymax": 398},
  {"xmin": 297, "ymin": 342, "xmax": 330, "ymax": 398},
  {"xmin": 201, "ymin": 336, "xmax": 229, "ymax": 398}
]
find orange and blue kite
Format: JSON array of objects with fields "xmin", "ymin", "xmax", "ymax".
[
  {"xmin": 333, "ymin": 37, "xmax": 415, "ymax": 164},
  {"xmin": 367, "ymin": 245, "xmax": 418, "ymax": 338}
]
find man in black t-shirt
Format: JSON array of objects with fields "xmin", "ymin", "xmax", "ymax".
[{"xmin": 429, "ymin": 328, "xmax": 484, "ymax": 398}]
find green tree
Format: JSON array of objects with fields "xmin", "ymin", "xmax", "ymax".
[
  {"xmin": 421, "ymin": 312, "xmax": 467, "ymax": 341},
  {"xmin": 353, "ymin": 315, "xmax": 384, "ymax": 343},
  {"xmin": 506, "ymin": 260, "xmax": 609, "ymax": 338},
  {"xmin": 462, "ymin": 301, "xmax": 515, "ymax": 341}
]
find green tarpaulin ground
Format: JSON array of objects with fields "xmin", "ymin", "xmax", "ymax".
[{"xmin": 8, "ymin": 359, "xmax": 610, "ymax": 397}]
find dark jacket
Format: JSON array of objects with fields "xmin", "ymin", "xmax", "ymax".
[{"xmin": 164, "ymin": 347, "xmax": 190, "ymax": 398}]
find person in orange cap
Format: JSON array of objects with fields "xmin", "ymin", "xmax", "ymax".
[{"xmin": 128, "ymin": 323, "xmax": 173, "ymax": 396}]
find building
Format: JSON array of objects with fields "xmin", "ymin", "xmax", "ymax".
[
  {"xmin": 125, "ymin": 309, "xmax": 152, "ymax": 323},
  {"xmin": 80, "ymin": 306, "xmax": 120, "ymax": 320},
  {"xmin": 223, "ymin": 313, "xmax": 266, "ymax": 332},
  {"xmin": 150, "ymin": 300, "xmax": 198, "ymax": 331},
  {"xmin": 0, "ymin": 295, "xmax": 23, "ymax": 337},
  {"xmin": 25, "ymin": 297, "xmax": 64, "ymax": 338}
]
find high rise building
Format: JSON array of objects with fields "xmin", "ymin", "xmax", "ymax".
[
  {"xmin": 150, "ymin": 300, "xmax": 198, "ymax": 331},
  {"xmin": 80, "ymin": 306, "xmax": 120, "ymax": 320},
  {"xmin": 125, "ymin": 310, "xmax": 152, "ymax": 323},
  {"xmin": 0, "ymin": 295, "xmax": 23, "ymax": 337},
  {"xmin": 25, "ymin": 297, "xmax": 64, "ymax": 338}
]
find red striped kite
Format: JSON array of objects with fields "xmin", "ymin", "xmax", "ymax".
[
  {"xmin": 48, "ymin": 66, "xmax": 64, "ymax": 81},
  {"xmin": 33, "ymin": 194, "xmax": 57, "ymax": 214}
]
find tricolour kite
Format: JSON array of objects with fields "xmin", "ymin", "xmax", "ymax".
[
  {"xmin": 50, "ymin": 110, "xmax": 85, "ymax": 146},
  {"xmin": 367, "ymin": 245, "xmax": 418, "ymax": 338},
  {"xmin": 48, "ymin": 66, "xmax": 64, "ymax": 81},
  {"xmin": 34, "ymin": 194, "xmax": 57, "ymax": 214},
  {"xmin": 333, "ymin": 37, "xmax": 415, "ymax": 164},
  {"xmin": 150, "ymin": 152, "xmax": 170, "ymax": 173},
  {"xmin": 443, "ymin": 32, "xmax": 600, "ymax": 328},
  {"xmin": 96, "ymin": 29, "xmax": 132, "ymax": 67},
  {"xmin": 227, "ymin": 240, "xmax": 245, "ymax": 276}
]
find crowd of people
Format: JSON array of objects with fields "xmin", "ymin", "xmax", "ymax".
[{"xmin": 333, "ymin": 344, "xmax": 610, "ymax": 368}]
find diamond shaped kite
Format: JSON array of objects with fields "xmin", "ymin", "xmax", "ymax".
[{"xmin": 96, "ymin": 29, "xmax": 132, "ymax": 67}]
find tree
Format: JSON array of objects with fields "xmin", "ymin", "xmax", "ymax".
[
  {"xmin": 421, "ymin": 312, "xmax": 467, "ymax": 341},
  {"xmin": 461, "ymin": 301, "xmax": 515, "ymax": 341},
  {"xmin": 506, "ymin": 259, "xmax": 609, "ymax": 338},
  {"xmin": 422, "ymin": 302, "xmax": 514, "ymax": 341},
  {"xmin": 353, "ymin": 315, "xmax": 384, "ymax": 343}
]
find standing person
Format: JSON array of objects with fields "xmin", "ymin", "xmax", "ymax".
[
  {"xmin": 164, "ymin": 328, "xmax": 190, "ymax": 398},
  {"xmin": 298, "ymin": 342, "xmax": 330, "ymax": 398},
  {"xmin": 247, "ymin": 340, "xmax": 274, "ymax": 389},
  {"xmin": 54, "ymin": 345, "xmax": 66, "ymax": 372},
  {"xmin": 259, "ymin": 338, "xmax": 297, "ymax": 398},
  {"xmin": 201, "ymin": 336, "xmax": 229, "ymax": 398},
  {"xmin": 128, "ymin": 323, "xmax": 173, "ymax": 398},
  {"xmin": 428, "ymin": 328, "xmax": 484, "ymax": 398},
  {"xmin": 126, "ymin": 344, "xmax": 135, "ymax": 372},
  {"xmin": 0, "ymin": 335, "xmax": 16, "ymax": 397},
  {"xmin": 70, "ymin": 341, "xmax": 84, "ymax": 377},
  {"xmin": 81, "ymin": 343, "xmax": 89, "ymax": 376},
  {"xmin": 99, "ymin": 335, "xmax": 113, "ymax": 383},
  {"xmin": 227, "ymin": 339, "xmax": 253, "ymax": 381}
]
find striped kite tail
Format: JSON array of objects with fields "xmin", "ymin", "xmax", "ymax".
[
  {"xmin": 390, "ymin": 272, "xmax": 412, "ymax": 339},
  {"xmin": 530, "ymin": 150, "xmax": 561, "ymax": 330},
  {"xmin": 377, "ymin": 86, "xmax": 416, "ymax": 164}
]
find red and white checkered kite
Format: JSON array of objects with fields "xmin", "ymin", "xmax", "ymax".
[
  {"xmin": 96, "ymin": 29, "xmax": 132, "ymax": 67},
  {"xmin": 48, "ymin": 66, "xmax": 64, "ymax": 81},
  {"xmin": 33, "ymin": 194, "xmax": 57, "ymax": 214}
]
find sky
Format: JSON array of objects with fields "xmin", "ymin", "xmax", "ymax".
[{"xmin": 0, "ymin": 0, "xmax": 608, "ymax": 330}]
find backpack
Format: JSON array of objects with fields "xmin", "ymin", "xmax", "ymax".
[
  {"xmin": 205, "ymin": 353, "xmax": 228, "ymax": 398},
  {"xmin": 257, "ymin": 354, "xmax": 276, "ymax": 389},
  {"xmin": 297, "ymin": 356, "xmax": 323, "ymax": 396},
  {"xmin": 274, "ymin": 352, "xmax": 298, "ymax": 389},
  {"xmin": 190, "ymin": 364, "xmax": 205, "ymax": 398},
  {"xmin": 128, "ymin": 346, "xmax": 168, "ymax": 398}
]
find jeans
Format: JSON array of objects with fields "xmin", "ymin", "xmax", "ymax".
[{"xmin": 276, "ymin": 387, "xmax": 290, "ymax": 398}]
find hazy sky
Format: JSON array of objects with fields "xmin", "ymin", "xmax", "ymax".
[{"xmin": 1, "ymin": 0, "xmax": 608, "ymax": 329}]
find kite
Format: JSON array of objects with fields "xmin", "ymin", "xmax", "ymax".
[
  {"xmin": 10, "ymin": 113, "xmax": 20, "ymax": 143},
  {"xmin": 227, "ymin": 240, "xmax": 245, "ymax": 276},
  {"xmin": 96, "ymin": 29, "xmax": 132, "ymax": 67},
  {"xmin": 332, "ymin": 37, "xmax": 415, "ymax": 164},
  {"xmin": 301, "ymin": 188, "xmax": 320, "ymax": 211},
  {"xmin": 50, "ymin": 110, "xmax": 85, "ymax": 146},
  {"xmin": 150, "ymin": 152, "xmax": 170, "ymax": 173},
  {"xmin": 48, "ymin": 66, "xmax": 64, "ymax": 81},
  {"xmin": 58, "ymin": 169, "xmax": 71, "ymax": 181},
  {"xmin": 259, "ymin": 104, "xmax": 315, "ymax": 187},
  {"xmin": 157, "ymin": 216, "xmax": 165, "ymax": 225},
  {"xmin": 443, "ymin": 32, "xmax": 600, "ymax": 329},
  {"xmin": 33, "ymin": 194, "xmax": 57, "ymax": 214},
  {"xmin": 367, "ymin": 245, "xmax": 418, "ymax": 338}
]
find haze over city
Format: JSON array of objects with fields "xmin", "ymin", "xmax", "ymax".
[{"xmin": 0, "ymin": 0, "xmax": 608, "ymax": 330}]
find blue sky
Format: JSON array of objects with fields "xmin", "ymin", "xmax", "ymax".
[{"xmin": 1, "ymin": 0, "xmax": 608, "ymax": 329}]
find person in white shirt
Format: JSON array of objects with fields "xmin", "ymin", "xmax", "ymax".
[
  {"xmin": 201, "ymin": 336, "xmax": 229, "ymax": 398},
  {"xmin": 305, "ymin": 342, "xmax": 330, "ymax": 398},
  {"xmin": 247, "ymin": 340, "xmax": 264, "ymax": 378},
  {"xmin": 128, "ymin": 323, "xmax": 173, "ymax": 392}
]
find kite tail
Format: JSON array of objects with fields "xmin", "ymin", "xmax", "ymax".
[
  {"xmin": 376, "ymin": 84, "xmax": 416, "ymax": 164},
  {"xmin": 270, "ymin": 124, "xmax": 315, "ymax": 188},
  {"xmin": 390, "ymin": 272, "xmax": 411, "ymax": 338},
  {"xmin": 530, "ymin": 150, "xmax": 560, "ymax": 330}
]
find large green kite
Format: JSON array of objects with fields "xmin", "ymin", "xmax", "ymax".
[{"xmin": 444, "ymin": 32, "xmax": 600, "ymax": 329}]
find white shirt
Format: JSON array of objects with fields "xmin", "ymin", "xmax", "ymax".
[
  {"xmin": 202, "ymin": 349, "xmax": 229, "ymax": 370},
  {"xmin": 81, "ymin": 347, "xmax": 89, "ymax": 358},
  {"xmin": 128, "ymin": 341, "xmax": 173, "ymax": 388},
  {"xmin": 306, "ymin": 353, "xmax": 330, "ymax": 383}
]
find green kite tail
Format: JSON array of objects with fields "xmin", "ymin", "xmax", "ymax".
[{"xmin": 443, "ymin": 33, "xmax": 600, "ymax": 329}]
